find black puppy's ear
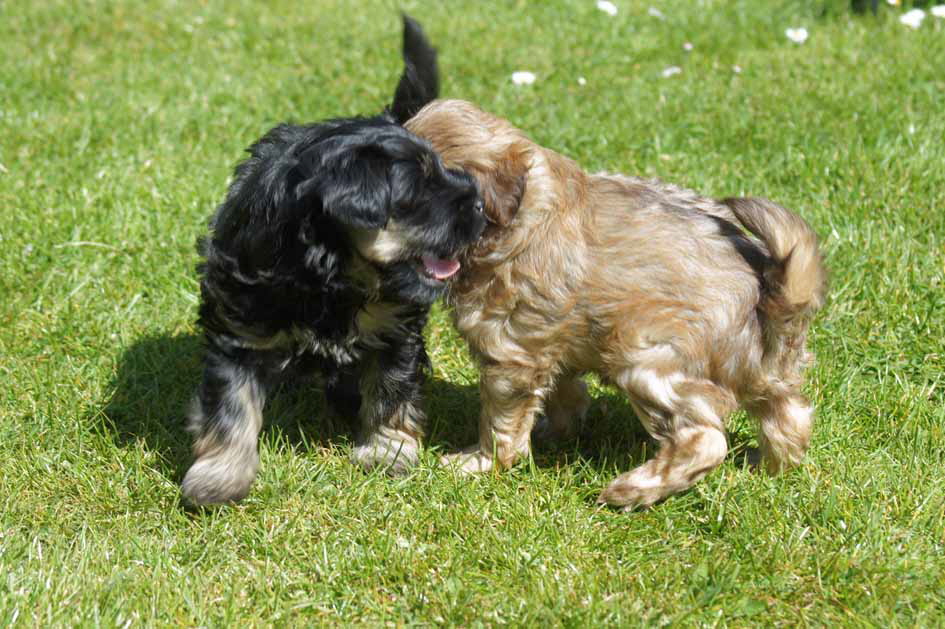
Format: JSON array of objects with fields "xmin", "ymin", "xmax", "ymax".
[
  {"xmin": 389, "ymin": 14, "xmax": 439, "ymax": 124},
  {"xmin": 295, "ymin": 157, "xmax": 391, "ymax": 230}
]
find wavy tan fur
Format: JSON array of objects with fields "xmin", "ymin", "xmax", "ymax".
[{"xmin": 406, "ymin": 100, "xmax": 827, "ymax": 509}]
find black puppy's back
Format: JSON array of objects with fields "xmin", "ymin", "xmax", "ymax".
[{"xmin": 200, "ymin": 14, "xmax": 442, "ymax": 343}]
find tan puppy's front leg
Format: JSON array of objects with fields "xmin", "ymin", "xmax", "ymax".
[
  {"xmin": 533, "ymin": 371, "xmax": 591, "ymax": 444},
  {"xmin": 442, "ymin": 365, "xmax": 551, "ymax": 475}
]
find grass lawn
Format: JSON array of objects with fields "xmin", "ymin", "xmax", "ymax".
[{"xmin": 2, "ymin": 0, "xmax": 944, "ymax": 625}]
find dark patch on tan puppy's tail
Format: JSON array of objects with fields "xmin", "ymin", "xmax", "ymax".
[{"xmin": 723, "ymin": 197, "xmax": 827, "ymax": 374}]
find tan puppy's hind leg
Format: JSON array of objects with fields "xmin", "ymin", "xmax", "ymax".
[
  {"xmin": 750, "ymin": 393, "xmax": 813, "ymax": 475},
  {"xmin": 599, "ymin": 357, "xmax": 736, "ymax": 510}
]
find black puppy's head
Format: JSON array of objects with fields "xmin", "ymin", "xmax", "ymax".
[
  {"xmin": 205, "ymin": 16, "xmax": 481, "ymax": 309},
  {"xmin": 292, "ymin": 119, "xmax": 486, "ymax": 304}
]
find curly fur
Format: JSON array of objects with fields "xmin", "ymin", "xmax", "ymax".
[
  {"xmin": 406, "ymin": 99, "xmax": 827, "ymax": 510},
  {"xmin": 181, "ymin": 18, "xmax": 486, "ymax": 506}
]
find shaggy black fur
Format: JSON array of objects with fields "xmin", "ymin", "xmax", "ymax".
[{"xmin": 181, "ymin": 16, "xmax": 485, "ymax": 506}]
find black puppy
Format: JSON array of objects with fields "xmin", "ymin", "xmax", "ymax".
[{"xmin": 181, "ymin": 17, "xmax": 485, "ymax": 506}]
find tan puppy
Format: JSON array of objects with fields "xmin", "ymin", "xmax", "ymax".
[{"xmin": 406, "ymin": 100, "xmax": 827, "ymax": 510}]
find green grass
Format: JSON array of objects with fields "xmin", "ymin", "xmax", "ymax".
[{"xmin": 2, "ymin": 0, "xmax": 944, "ymax": 625}]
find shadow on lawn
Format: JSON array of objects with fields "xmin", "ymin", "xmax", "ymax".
[
  {"xmin": 95, "ymin": 332, "xmax": 759, "ymax": 489},
  {"xmin": 95, "ymin": 332, "xmax": 484, "ymax": 484}
]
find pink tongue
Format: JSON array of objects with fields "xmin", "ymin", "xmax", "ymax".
[{"xmin": 422, "ymin": 256, "xmax": 461, "ymax": 280}]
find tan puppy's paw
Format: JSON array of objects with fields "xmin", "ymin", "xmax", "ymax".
[
  {"xmin": 597, "ymin": 468, "xmax": 666, "ymax": 511},
  {"xmin": 440, "ymin": 446, "xmax": 495, "ymax": 475}
]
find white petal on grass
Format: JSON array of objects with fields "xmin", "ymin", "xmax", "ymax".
[
  {"xmin": 597, "ymin": 1, "xmax": 618, "ymax": 16},
  {"xmin": 900, "ymin": 9, "xmax": 925, "ymax": 28},
  {"xmin": 648, "ymin": 7, "xmax": 665, "ymax": 19},
  {"xmin": 578, "ymin": 76, "xmax": 587, "ymax": 86},
  {"xmin": 732, "ymin": 64, "xmax": 742, "ymax": 74},
  {"xmin": 683, "ymin": 42, "xmax": 694, "ymax": 51},
  {"xmin": 930, "ymin": 5, "xmax": 945, "ymax": 18},
  {"xmin": 785, "ymin": 27, "xmax": 809, "ymax": 44},
  {"xmin": 661, "ymin": 66, "xmax": 682, "ymax": 78},
  {"xmin": 511, "ymin": 71, "xmax": 536, "ymax": 85}
]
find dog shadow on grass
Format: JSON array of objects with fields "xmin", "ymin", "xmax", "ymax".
[
  {"xmin": 532, "ymin": 393, "xmax": 759, "ymax": 474},
  {"xmin": 95, "ymin": 332, "xmax": 758, "ymax": 493},
  {"xmin": 95, "ymin": 332, "xmax": 485, "ymax": 486}
]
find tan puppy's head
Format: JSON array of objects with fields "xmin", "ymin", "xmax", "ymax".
[{"xmin": 406, "ymin": 99, "xmax": 531, "ymax": 233}]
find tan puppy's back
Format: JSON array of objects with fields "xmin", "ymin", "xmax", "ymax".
[{"xmin": 584, "ymin": 175, "xmax": 766, "ymax": 379}]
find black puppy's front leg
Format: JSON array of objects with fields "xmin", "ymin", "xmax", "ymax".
[
  {"xmin": 181, "ymin": 346, "xmax": 268, "ymax": 505},
  {"xmin": 324, "ymin": 363, "xmax": 362, "ymax": 423},
  {"xmin": 350, "ymin": 331, "xmax": 428, "ymax": 475}
]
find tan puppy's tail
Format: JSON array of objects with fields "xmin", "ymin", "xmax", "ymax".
[{"xmin": 722, "ymin": 197, "xmax": 827, "ymax": 373}]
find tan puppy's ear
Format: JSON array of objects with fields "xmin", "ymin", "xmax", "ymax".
[
  {"xmin": 482, "ymin": 170, "xmax": 526, "ymax": 227},
  {"xmin": 479, "ymin": 146, "xmax": 530, "ymax": 227}
]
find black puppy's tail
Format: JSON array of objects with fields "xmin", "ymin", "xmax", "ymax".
[{"xmin": 389, "ymin": 14, "xmax": 439, "ymax": 123}]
